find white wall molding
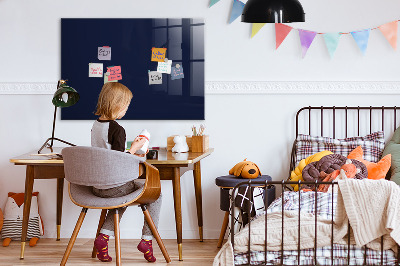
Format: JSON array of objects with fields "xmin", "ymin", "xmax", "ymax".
[
  {"xmin": 1, "ymin": 81, "xmax": 400, "ymax": 94},
  {"xmin": 206, "ymin": 81, "xmax": 400, "ymax": 94},
  {"xmin": 0, "ymin": 83, "xmax": 57, "ymax": 94}
]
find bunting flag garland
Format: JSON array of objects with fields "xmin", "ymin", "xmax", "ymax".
[
  {"xmin": 251, "ymin": 23, "xmax": 266, "ymax": 38},
  {"xmin": 378, "ymin": 21, "xmax": 398, "ymax": 50},
  {"xmin": 229, "ymin": 0, "xmax": 245, "ymax": 24},
  {"xmin": 351, "ymin": 29, "xmax": 370, "ymax": 55},
  {"xmin": 208, "ymin": 3, "xmax": 400, "ymax": 58},
  {"xmin": 298, "ymin": 29, "xmax": 317, "ymax": 58},
  {"xmin": 323, "ymin": 33, "xmax": 341, "ymax": 58},
  {"xmin": 209, "ymin": 0, "xmax": 220, "ymax": 8},
  {"xmin": 275, "ymin": 23, "xmax": 293, "ymax": 49}
]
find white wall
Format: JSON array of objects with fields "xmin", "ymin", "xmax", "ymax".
[{"xmin": 1, "ymin": 0, "xmax": 400, "ymax": 240}]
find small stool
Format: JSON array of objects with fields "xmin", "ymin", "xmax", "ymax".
[{"xmin": 215, "ymin": 175, "xmax": 275, "ymax": 248}]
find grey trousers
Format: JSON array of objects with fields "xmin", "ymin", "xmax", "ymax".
[{"xmin": 92, "ymin": 180, "xmax": 162, "ymax": 240}]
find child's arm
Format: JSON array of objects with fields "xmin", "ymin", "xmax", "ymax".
[{"xmin": 128, "ymin": 137, "xmax": 147, "ymax": 155}]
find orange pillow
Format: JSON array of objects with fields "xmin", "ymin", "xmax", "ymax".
[{"xmin": 347, "ymin": 146, "xmax": 391, "ymax": 180}]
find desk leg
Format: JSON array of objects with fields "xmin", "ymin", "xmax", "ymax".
[
  {"xmin": 193, "ymin": 161, "xmax": 203, "ymax": 242},
  {"xmin": 20, "ymin": 165, "xmax": 35, "ymax": 259},
  {"xmin": 172, "ymin": 167, "xmax": 183, "ymax": 261},
  {"xmin": 56, "ymin": 178, "xmax": 64, "ymax": 241}
]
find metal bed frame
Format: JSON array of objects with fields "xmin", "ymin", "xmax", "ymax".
[{"xmin": 230, "ymin": 106, "xmax": 400, "ymax": 266}]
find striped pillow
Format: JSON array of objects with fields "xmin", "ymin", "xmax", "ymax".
[{"xmin": 294, "ymin": 131, "xmax": 385, "ymax": 166}]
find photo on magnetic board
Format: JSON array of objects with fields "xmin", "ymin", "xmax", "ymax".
[{"xmin": 61, "ymin": 18, "xmax": 205, "ymax": 120}]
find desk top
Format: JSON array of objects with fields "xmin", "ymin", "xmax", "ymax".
[{"xmin": 10, "ymin": 147, "xmax": 214, "ymax": 166}]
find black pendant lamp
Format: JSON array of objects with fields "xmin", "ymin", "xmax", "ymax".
[{"xmin": 242, "ymin": 0, "xmax": 305, "ymax": 23}]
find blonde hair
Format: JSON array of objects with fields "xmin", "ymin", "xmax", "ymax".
[{"xmin": 95, "ymin": 83, "xmax": 133, "ymax": 120}]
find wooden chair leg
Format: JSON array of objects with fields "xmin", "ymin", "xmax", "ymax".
[
  {"xmin": 114, "ymin": 210, "xmax": 121, "ymax": 266},
  {"xmin": 60, "ymin": 208, "xmax": 88, "ymax": 266},
  {"xmin": 141, "ymin": 205, "xmax": 171, "ymax": 263},
  {"xmin": 91, "ymin": 209, "xmax": 108, "ymax": 258},
  {"xmin": 217, "ymin": 211, "xmax": 230, "ymax": 248}
]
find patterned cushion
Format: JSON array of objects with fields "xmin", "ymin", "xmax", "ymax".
[{"xmin": 295, "ymin": 131, "xmax": 385, "ymax": 166}]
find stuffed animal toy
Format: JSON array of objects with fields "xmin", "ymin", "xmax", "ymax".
[
  {"xmin": 229, "ymin": 159, "xmax": 261, "ymax": 179},
  {"xmin": 348, "ymin": 146, "xmax": 391, "ymax": 180},
  {"xmin": 1, "ymin": 192, "xmax": 44, "ymax": 247},
  {"xmin": 0, "ymin": 208, "xmax": 3, "ymax": 232},
  {"xmin": 172, "ymin": 135, "xmax": 189, "ymax": 153}
]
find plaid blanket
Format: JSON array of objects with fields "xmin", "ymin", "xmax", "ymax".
[
  {"xmin": 266, "ymin": 190, "xmax": 336, "ymax": 220},
  {"xmin": 234, "ymin": 191, "xmax": 397, "ymax": 265},
  {"xmin": 235, "ymin": 244, "xmax": 397, "ymax": 265}
]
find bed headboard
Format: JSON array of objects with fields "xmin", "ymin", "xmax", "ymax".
[{"xmin": 290, "ymin": 106, "xmax": 400, "ymax": 179}]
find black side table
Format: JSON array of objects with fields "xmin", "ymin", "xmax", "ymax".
[{"xmin": 215, "ymin": 175, "xmax": 275, "ymax": 248}]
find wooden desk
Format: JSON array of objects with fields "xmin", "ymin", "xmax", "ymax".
[{"xmin": 10, "ymin": 147, "xmax": 213, "ymax": 261}]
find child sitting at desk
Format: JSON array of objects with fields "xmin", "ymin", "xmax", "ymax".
[{"xmin": 91, "ymin": 82, "xmax": 162, "ymax": 263}]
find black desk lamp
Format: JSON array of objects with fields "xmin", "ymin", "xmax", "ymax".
[
  {"xmin": 38, "ymin": 80, "xmax": 80, "ymax": 154},
  {"xmin": 241, "ymin": 0, "xmax": 305, "ymax": 23}
]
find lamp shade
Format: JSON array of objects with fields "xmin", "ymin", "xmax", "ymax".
[
  {"xmin": 242, "ymin": 0, "xmax": 305, "ymax": 23},
  {"xmin": 52, "ymin": 84, "xmax": 79, "ymax": 108}
]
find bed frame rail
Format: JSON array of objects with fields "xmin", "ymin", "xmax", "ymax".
[
  {"xmin": 289, "ymin": 106, "xmax": 400, "ymax": 182},
  {"xmin": 231, "ymin": 180, "xmax": 400, "ymax": 266},
  {"xmin": 230, "ymin": 106, "xmax": 400, "ymax": 266}
]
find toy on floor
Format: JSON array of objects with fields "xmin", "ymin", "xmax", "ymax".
[
  {"xmin": 1, "ymin": 192, "xmax": 44, "ymax": 247},
  {"xmin": 0, "ymin": 208, "xmax": 3, "ymax": 232},
  {"xmin": 229, "ymin": 159, "xmax": 261, "ymax": 179}
]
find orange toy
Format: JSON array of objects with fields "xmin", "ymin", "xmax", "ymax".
[
  {"xmin": 1, "ymin": 192, "xmax": 43, "ymax": 247},
  {"xmin": 348, "ymin": 146, "xmax": 391, "ymax": 180},
  {"xmin": 229, "ymin": 159, "xmax": 261, "ymax": 179}
]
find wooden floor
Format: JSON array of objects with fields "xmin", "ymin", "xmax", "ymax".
[{"xmin": 0, "ymin": 239, "xmax": 221, "ymax": 265}]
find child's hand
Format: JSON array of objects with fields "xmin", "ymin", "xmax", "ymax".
[
  {"xmin": 134, "ymin": 148, "xmax": 149, "ymax": 157},
  {"xmin": 129, "ymin": 137, "xmax": 147, "ymax": 154}
]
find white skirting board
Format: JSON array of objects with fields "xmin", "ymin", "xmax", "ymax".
[{"xmin": 1, "ymin": 81, "xmax": 400, "ymax": 95}]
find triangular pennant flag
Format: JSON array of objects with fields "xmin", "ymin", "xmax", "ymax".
[
  {"xmin": 378, "ymin": 21, "xmax": 398, "ymax": 50},
  {"xmin": 298, "ymin": 29, "xmax": 317, "ymax": 58},
  {"xmin": 209, "ymin": 0, "xmax": 220, "ymax": 7},
  {"xmin": 351, "ymin": 29, "xmax": 370, "ymax": 55},
  {"xmin": 275, "ymin": 23, "xmax": 293, "ymax": 49},
  {"xmin": 251, "ymin": 23, "xmax": 266, "ymax": 38},
  {"xmin": 323, "ymin": 33, "xmax": 341, "ymax": 58},
  {"xmin": 229, "ymin": 0, "xmax": 245, "ymax": 24}
]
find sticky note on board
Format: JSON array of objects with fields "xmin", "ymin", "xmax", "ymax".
[
  {"xmin": 171, "ymin": 65, "xmax": 184, "ymax": 80},
  {"xmin": 157, "ymin": 60, "xmax": 172, "ymax": 74},
  {"xmin": 107, "ymin": 66, "xmax": 122, "ymax": 81},
  {"xmin": 89, "ymin": 63, "xmax": 103, "ymax": 77},
  {"xmin": 104, "ymin": 72, "xmax": 117, "ymax": 84},
  {"xmin": 148, "ymin": 71, "xmax": 162, "ymax": 85},
  {"xmin": 98, "ymin": 46, "xmax": 111, "ymax": 60},
  {"xmin": 151, "ymin": 47, "xmax": 167, "ymax": 62}
]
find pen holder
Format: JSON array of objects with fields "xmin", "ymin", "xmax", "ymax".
[{"xmin": 191, "ymin": 135, "xmax": 209, "ymax": 153}]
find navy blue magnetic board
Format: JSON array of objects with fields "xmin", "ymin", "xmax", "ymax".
[{"xmin": 61, "ymin": 18, "xmax": 204, "ymax": 120}]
